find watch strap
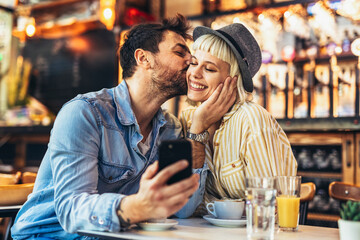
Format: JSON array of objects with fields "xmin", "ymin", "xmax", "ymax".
[{"xmin": 186, "ymin": 130, "xmax": 209, "ymax": 144}]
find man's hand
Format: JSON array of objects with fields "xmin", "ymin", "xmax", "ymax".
[{"xmin": 118, "ymin": 160, "xmax": 199, "ymax": 224}]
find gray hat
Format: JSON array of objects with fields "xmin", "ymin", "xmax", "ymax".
[{"xmin": 193, "ymin": 23, "xmax": 262, "ymax": 93}]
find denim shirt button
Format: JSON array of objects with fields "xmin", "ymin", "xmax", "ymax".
[
  {"xmin": 91, "ymin": 215, "xmax": 97, "ymax": 221},
  {"xmin": 99, "ymin": 219, "xmax": 104, "ymax": 225},
  {"xmin": 108, "ymin": 176, "xmax": 113, "ymax": 180}
]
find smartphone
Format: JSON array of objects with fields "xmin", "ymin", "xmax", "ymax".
[{"xmin": 158, "ymin": 139, "xmax": 193, "ymax": 185}]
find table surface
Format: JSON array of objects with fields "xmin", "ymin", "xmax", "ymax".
[{"xmin": 78, "ymin": 218, "xmax": 339, "ymax": 240}]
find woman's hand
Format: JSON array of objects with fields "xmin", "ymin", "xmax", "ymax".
[
  {"xmin": 190, "ymin": 76, "xmax": 238, "ymax": 134},
  {"xmin": 118, "ymin": 161, "xmax": 199, "ymax": 224}
]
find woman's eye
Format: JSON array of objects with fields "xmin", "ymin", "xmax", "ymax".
[
  {"xmin": 205, "ymin": 68, "xmax": 216, "ymax": 72},
  {"xmin": 190, "ymin": 62, "xmax": 197, "ymax": 65}
]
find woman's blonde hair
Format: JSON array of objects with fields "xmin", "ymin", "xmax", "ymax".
[{"xmin": 192, "ymin": 34, "xmax": 253, "ymax": 104}]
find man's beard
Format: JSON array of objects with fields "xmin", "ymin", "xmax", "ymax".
[{"xmin": 150, "ymin": 61, "xmax": 188, "ymax": 99}]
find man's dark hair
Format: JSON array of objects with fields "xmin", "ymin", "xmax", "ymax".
[{"xmin": 119, "ymin": 14, "xmax": 191, "ymax": 79}]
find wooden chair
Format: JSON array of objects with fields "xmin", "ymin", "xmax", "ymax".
[
  {"xmin": 299, "ymin": 182, "xmax": 316, "ymax": 225},
  {"xmin": 329, "ymin": 182, "xmax": 360, "ymax": 202}
]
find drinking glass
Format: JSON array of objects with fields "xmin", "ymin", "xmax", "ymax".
[
  {"xmin": 245, "ymin": 177, "xmax": 277, "ymax": 240},
  {"xmin": 245, "ymin": 177, "xmax": 277, "ymax": 189},
  {"xmin": 276, "ymin": 176, "xmax": 301, "ymax": 232}
]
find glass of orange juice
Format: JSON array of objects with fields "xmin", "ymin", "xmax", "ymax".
[{"xmin": 276, "ymin": 176, "xmax": 301, "ymax": 232}]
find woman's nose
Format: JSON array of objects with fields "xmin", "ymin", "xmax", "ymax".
[{"xmin": 190, "ymin": 66, "xmax": 201, "ymax": 79}]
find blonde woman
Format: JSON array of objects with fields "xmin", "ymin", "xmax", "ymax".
[{"xmin": 182, "ymin": 24, "xmax": 298, "ymax": 213}]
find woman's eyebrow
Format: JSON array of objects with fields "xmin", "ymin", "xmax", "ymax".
[{"xmin": 192, "ymin": 55, "xmax": 218, "ymax": 68}]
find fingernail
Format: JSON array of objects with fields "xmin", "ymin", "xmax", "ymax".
[{"xmin": 181, "ymin": 160, "xmax": 188, "ymax": 167}]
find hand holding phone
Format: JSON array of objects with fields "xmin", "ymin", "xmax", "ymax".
[{"xmin": 158, "ymin": 139, "xmax": 193, "ymax": 185}]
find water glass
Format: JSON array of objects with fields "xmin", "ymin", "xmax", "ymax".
[
  {"xmin": 245, "ymin": 177, "xmax": 277, "ymax": 189},
  {"xmin": 276, "ymin": 176, "xmax": 301, "ymax": 232},
  {"xmin": 246, "ymin": 177, "xmax": 277, "ymax": 240}
]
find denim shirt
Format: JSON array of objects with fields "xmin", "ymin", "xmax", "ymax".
[{"xmin": 11, "ymin": 81, "xmax": 207, "ymax": 240}]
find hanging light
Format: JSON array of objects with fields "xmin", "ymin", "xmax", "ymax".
[
  {"xmin": 25, "ymin": 18, "xmax": 36, "ymax": 37},
  {"xmin": 100, "ymin": 0, "xmax": 115, "ymax": 30}
]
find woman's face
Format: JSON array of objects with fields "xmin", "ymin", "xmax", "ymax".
[{"xmin": 186, "ymin": 50, "xmax": 230, "ymax": 102}]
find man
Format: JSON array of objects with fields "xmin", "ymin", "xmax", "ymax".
[{"xmin": 11, "ymin": 15, "xmax": 200, "ymax": 240}]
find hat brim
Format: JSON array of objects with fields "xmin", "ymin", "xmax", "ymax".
[{"xmin": 193, "ymin": 26, "xmax": 254, "ymax": 93}]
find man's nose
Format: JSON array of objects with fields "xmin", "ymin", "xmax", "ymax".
[{"xmin": 185, "ymin": 53, "xmax": 191, "ymax": 66}]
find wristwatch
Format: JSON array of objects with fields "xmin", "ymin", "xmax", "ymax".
[{"xmin": 186, "ymin": 130, "xmax": 210, "ymax": 144}]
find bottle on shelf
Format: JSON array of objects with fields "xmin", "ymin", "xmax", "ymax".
[{"xmin": 342, "ymin": 30, "xmax": 351, "ymax": 53}]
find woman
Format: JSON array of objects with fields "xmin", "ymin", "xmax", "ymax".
[{"xmin": 181, "ymin": 23, "xmax": 297, "ymax": 212}]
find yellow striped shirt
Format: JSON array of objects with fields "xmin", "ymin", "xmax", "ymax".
[{"xmin": 180, "ymin": 101, "xmax": 298, "ymax": 214}]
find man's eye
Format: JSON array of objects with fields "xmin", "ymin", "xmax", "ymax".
[{"xmin": 176, "ymin": 51, "xmax": 185, "ymax": 56}]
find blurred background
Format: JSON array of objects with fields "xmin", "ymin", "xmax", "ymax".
[{"xmin": 0, "ymin": 0, "xmax": 360, "ymax": 230}]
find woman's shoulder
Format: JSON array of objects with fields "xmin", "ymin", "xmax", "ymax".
[
  {"xmin": 234, "ymin": 102, "xmax": 279, "ymax": 130},
  {"xmin": 234, "ymin": 102, "xmax": 271, "ymax": 119}
]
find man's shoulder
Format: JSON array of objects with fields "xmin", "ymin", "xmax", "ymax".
[
  {"xmin": 72, "ymin": 87, "xmax": 115, "ymax": 104},
  {"xmin": 58, "ymin": 87, "xmax": 119, "ymax": 125}
]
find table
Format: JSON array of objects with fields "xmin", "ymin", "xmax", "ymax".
[
  {"xmin": 0, "ymin": 205, "xmax": 22, "ymax": 240},
  {"xmin": 78, "ymin": 218, "xmax": 340, "ymax": 240}
]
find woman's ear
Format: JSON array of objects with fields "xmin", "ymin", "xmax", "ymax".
[{"xmin": 134, "ymin": 49, "xmax": 151, "ymax": 69}]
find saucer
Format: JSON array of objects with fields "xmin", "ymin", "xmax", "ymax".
[
  {"xmin": 203, "ymin": 215, "xmax": 246, "ymax": 228},
  {"xmin": 137, "ymin": 219, "xmax": 178, "ymax": 231}
]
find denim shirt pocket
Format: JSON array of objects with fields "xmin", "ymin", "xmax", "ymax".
[{"xmin": 98, "ymin": 160, "xmax": 135, "ymax": 184}]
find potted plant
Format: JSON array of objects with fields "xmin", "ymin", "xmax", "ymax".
[{"xmin": 338, "ymin": 200, "xmax": 360, "ymax": 240}]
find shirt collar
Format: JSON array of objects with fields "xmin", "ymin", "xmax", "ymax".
[
  {"xmin": 113, "ymin": 80, "xmax": 166, "ymax": 126},
  {"xmin": 222, "ymin": 102, "xmax": 242, "ymax": 122}
]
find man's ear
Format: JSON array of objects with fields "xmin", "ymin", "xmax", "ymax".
[{"xmin": 134, "ymin": 49, "xmax": 151, "ymax": 69}]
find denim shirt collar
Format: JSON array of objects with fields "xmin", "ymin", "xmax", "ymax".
[{"xmin": 113, "ymin": 80, "xmax": 167, "ymax": 127}]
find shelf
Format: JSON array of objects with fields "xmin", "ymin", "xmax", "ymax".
[
  {"xmin": 308, "ymin": 212, "xmax": 340, "ymax": 222},
  {"xmin": 0, "ymin": 4, "xmax": 15, "ymax": 12},
  {"xmin": 0, "ymin": 126, "xmax": 52, "ymax": 135},
  {"xmin": 293, "ymin": 52, "xmax": 358, "ymax": 64},
  {"xmin": 187, "ymin": 0, "xmax": 318, "ymax": 21},
  {"xmin": 298, "ymin": 171, "xmax": 342, "ymax": 179},
  {"xmin": 278, "ymin": 118, "xmax": 360, "ymax": 132},
  {"xmin": 15, "ymin": 0, "xmax": 96, "ymax": 14}
]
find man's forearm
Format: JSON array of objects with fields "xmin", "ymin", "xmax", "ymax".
[
  {"xmin": 117, "ymin": 195, "xmax": 142, "ymax": 228},
  {"xmin": 188, "ymin": 139, "xmax": 205, "ymax": 168}
]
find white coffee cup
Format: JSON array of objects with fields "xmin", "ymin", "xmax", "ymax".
[{"xmin": 206, "ymin": 199, "xmax": 245, "ymax": 220}]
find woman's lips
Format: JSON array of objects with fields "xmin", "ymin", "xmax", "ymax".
[{"xmin": 188, "ymin": 80, "xmax": 207, "ymax": 91}]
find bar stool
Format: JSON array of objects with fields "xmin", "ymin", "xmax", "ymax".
[
  {"xmin": 299, "ymin": 182, "xmax": 316, "ymax": 225},
  {"xmin": 329, "ymin": 182, "xmax": 360, "ymax": 202}
]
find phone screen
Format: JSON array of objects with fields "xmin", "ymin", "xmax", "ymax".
[{"xmin": 158, "ymin": 139, "xmax": 192, "ymax": 184}]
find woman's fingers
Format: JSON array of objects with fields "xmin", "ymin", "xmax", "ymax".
[{"xmin": 217, "ymin": 76, "xmax": 237, "ymax": 104}]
